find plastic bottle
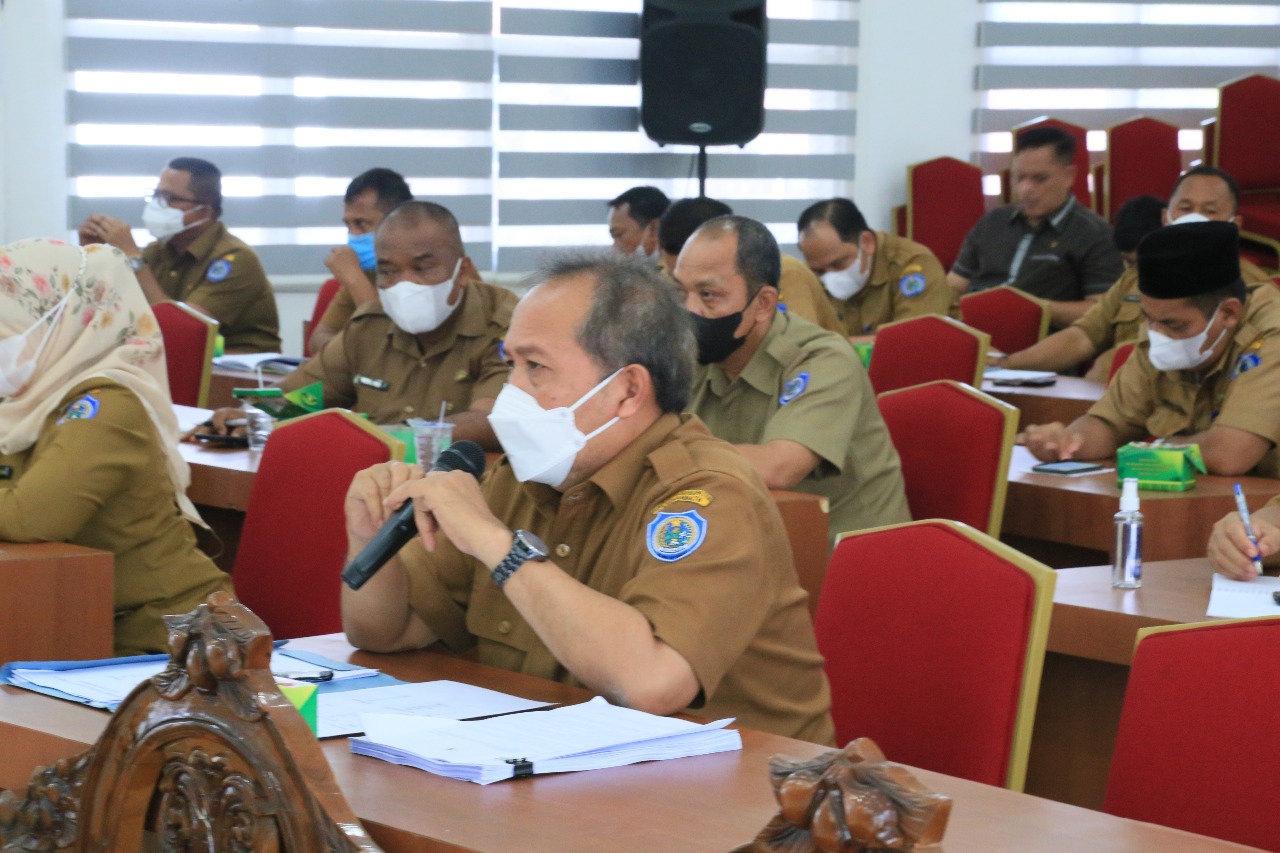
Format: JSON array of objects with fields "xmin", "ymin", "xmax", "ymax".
[{"xmin": 1112, "ymin": 477, "xmax": 1143, "ymax": 589}]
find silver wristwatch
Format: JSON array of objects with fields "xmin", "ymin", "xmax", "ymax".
[
  {"xmin": 490, "ymin": 529, "xmax": 550, "ymax": 588},
  {"xmin": 126, "ymin": 255, "xmax": 146, "ymax": 273}
]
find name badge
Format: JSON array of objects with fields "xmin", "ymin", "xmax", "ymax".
[
  {"xmin": 354, "ymin": 374, "xmax": 390, "ymax": 391},
  {"xmin": 0, "ymin": 465, "xmax": 11, "ymax": 479},
  {"xmin": 1123, "ymin": 294, "xmax": 1142, "ymax": 302}
]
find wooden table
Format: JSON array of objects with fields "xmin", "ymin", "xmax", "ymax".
[
  {"xmin": 982, "ymin": 375, "xmax": 1104, "ymax": 430},
  {"xmin": 1025, "ymin": 558, "xmax": 1223, "ymax": 810},
  {"xmin": 1001, "ymin": 446, "xmax": 1280, "ymax": 567},
  {"xmin": 0, "ymin": 633, "xmax": 1262, "ymax": 852},
  {"xmin": 0, "ymin": 543, "xmax": 114, "ymax": 667},
  {"xmin": 207, "ymin": 367, "xmax": 284, "ymax": 409}
]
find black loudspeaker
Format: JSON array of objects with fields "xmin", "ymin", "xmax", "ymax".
[{"xmin": 640, "ymin": 0, "xmax": 767, "ymax": 147}]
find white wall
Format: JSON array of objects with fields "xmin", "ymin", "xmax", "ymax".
[{"xmin": 852, "ymin": 0, "xmax": 981, "ymax": 232}]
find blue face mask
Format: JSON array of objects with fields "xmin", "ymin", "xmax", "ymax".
[{"xmin": 347, "ymin": 232, "xmax": 377, "ymax": 270}]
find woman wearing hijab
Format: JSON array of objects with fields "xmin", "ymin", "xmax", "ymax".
[{"xmin": 0, "ymin": 238, "xmax": 234, "ymax": 655}]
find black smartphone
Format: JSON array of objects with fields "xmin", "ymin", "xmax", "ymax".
[
  {"xmin": 191, "ymin": 433, "xmax": 250, "ymax": 448},
  {"xmin": 1031, "ymin": 460, "xmax": 1104, "ymax": 475}
]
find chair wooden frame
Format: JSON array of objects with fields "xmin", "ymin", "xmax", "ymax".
[
  {"xmin": 959, "ymin": 286, "xmax": 1050, "ymax": 356},
  {"xmin": 831, "ymin": 519, "xmax": 1057, "ymax": 792},
  {"xmin": 154, "ymin": 300, "xmax": 218, "ymax": 408},
  {"xmin": 272, "ymin": 407, "xmax": 408, "ymax": 461},
  {"xmin": 872, "ymin": 314, "xmax": 990, "ymax": 390},
  {"xmin": 875, "ymin": 380, "xmax": 1019, "ymax": 539}
]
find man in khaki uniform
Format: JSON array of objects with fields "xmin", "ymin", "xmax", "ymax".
[
  {"xmin": 342, "ymin": 253, "xmax": 834, "ymax": 744},
  {"xmin": 308, "ymin": 168, "xmax": 415, "ymax": 354},
  {"xmin": 1026, "ymin": 221, "xmax": 1280, "ymax": 480},
  {"xmin": 996, "ymin": 167, "xmax": 1270, "ymax": 380},
  {"xmin": 796, "ymin": 197, "xmax": 957, "ymax": 336},
  {"xmin": 282, "ymin": 201, "xmax": 514, "ymax": 448},
  {"xmin": 677, "ymin": 215, "xmax": 911, "ymax": 545},
  {"xmin": 78, "ymin": 157, "xmax": 280, "ymax": 353},
  {"xmin": 657, "ymin": 196, "xmax": 844, "ymax": 334}
]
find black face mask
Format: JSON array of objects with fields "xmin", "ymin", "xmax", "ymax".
[{"xmin": 690, "ymin": 310, "xmax": 746, "ymax": 365}]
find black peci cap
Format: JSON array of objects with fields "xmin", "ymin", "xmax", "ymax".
[{"xmin": 1137, "ymin": 220, "xmax": 1242, "ymax": 299}]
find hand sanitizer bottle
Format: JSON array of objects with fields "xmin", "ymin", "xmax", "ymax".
[{"xmin": 1113, "ymin": 477, "xmax": 1143, "ymax": 589}]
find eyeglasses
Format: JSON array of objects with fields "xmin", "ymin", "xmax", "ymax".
[{"xmin": 146, "ymin": 190, "xmax": 202, "ymax": 207}]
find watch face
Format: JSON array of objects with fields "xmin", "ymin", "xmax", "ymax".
[{"xmin": 516, "ymin": 530, "xmax": 549, "ymax": 559}]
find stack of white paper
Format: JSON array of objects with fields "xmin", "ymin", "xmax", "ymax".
[
  {"xmin": 316, "ymin": 680, "xmax": 553, "ymax": 739},
  {"xmin": 1206, "ymin": 573, "xmax": 1280, "ymax": 618},
  {"xmin": 350, "ymin": 695, "xmax": 742, "ymax": 784},
  {"xmin": 984, "ymin": 366, "xmax": 1057, "ymax": 383}
]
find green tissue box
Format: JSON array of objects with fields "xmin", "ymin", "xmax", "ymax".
[
  {"xmin": 1116, "ymin": 442, "xmax": 1206, "ymax": 491},
  {"xmin": 852, "ymin": 342, "xmax": 873, "ymax": 368},
  {"xmin": 277, "ymin": 681, "xmax": 318, "ymax": 735}
]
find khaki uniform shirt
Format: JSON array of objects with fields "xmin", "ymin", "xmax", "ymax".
[
  {"xmin": 142, "ymin": 221, "xmax": 281, "ymax": 353},
  {"xmin": 688, "ymin": 311, "xmax": 912, "ymax": 544},
  {"xmin": 0, "ymin": 380, "xmax": 233, "ymax": 655},
  {"xmin": 828, "ymin": 232, "xmax": 959, "ymax": 335},
  {"xmin": 1074, "ymin": 259, "xmax": 1275, "ymax": 380},
  {"xmin": 401, "ymin": 413, "xmax": 835, "ymax": 744},
  {"xmin": 1089, "ymin": 283, "xmax": 1280, "ymax": 478},
  {"xmin": 315, "ymin": 270, "xmax": 376, "ymax": 335},
  {"xmin": 282, "ymin": 280, "xmax": 516, "ymax": 425},
  {"xmin": 777, "ymin": 254, "xmax": 844, "ymax": 334}
]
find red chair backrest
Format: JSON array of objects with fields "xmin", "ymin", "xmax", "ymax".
[
  {"xmin": 815, "ymin": 521, "xmax": 1043, "ymax": 786},
  {"xmin": 232, "ymin": 411, "xmax": 397, "ymax": 639},
  {"xmin": 305, "ymin": 278, "xmax": 343, "ymax": 356},
  {"xmin": 1104, "ymin": 618, "xmax": 1280, "ymax": 851},
  {"xmin": 959, "ymin": 287, "xmax": 1046, "ymax": 355},
  {"xmin": 907, "ymin": 157, "xmax": 986, "ymax": 271},
  {"xmin": 1201, "ymin": 117, "xmax": 1216, "ymax": 167},
  {"xmin": 1217, "ymin": 74, "xmax": 1280, "ymax": 190},
  {"xmin": 152, "ymin": 301, "xmax": 215, "ymax": 407},
  {"xmin": 1105, "ymin": 117, "xmax": 1183, "ymax": 222},
  {"xmin": 1108, "ymin": 342, "xmax": 1136, "ymax": 382},
  {"xmin": 877, "ymin": 381, "xmax": 1012, "ymax": 537},
  {"xmin": 892, "ymin": 204, "xmax": 907, "ymax": 238},
  {"xmin": 867, "ymin": 315, "xmax": 985, "ymax": 395},
  {"xmin": 1013, "ymin": 117, "xmax": 1092, "ymax": 207}
]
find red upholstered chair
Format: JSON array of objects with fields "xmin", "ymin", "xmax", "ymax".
[
  {"xmin": 303, "ymin": 277, "xmax": 343, "ymax": 356},
  {"xmin": 1102, "ymin": 117, "xmax": 1183, "ymax": 222},
  {"xmin": 1104, "ymin": 618, "xmax": 1280, "ymax": 851},
  {"xmin": 1090, "ymin": 162, "xmax": 1106, "ymax": 214},
  {"xmin": 866, "ymin": 315, "xmax": 988, "ymax": 395},
  {"xmin": 1201, "ymin": 117, "xmax": 1216, "ymax": 167},
  {"xmin": 1108, "ymin": 342, "xmax": 1136, "ymax": 383},
  {"xmin": 232, "ymin": 409, "xmax": 406, "ymax": 639},
  {"xmin": 891, "ymin": 203, "xmax": 907, "ymax": 238},
  {"xmin": 904, "ymin": 157, "xmax": 986, "ymax": 271},
  {"xmin": 815, "ymin": 520, "xmax": 1055, "ymax": 790},
  {"xmin": 1012, "ymin": 116, "xmax": 1092, "ymax": 208},
  {"xmin": 152, "ymin": 300, "xmax": 217, "ymax": 407},
  {"xmin": 877, "ymin": 381, "xmax": 1018, "ymax": 538},
  {"xmin": 1216, "ymin": 74, "xmax": 1280, "ymax": 261},
  {"xmin": 959, "ymin": 286, "xmax": 1049, "ymax": 356}
]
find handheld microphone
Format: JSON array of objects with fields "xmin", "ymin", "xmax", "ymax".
[{"xmin": 341, "ymin": 440, "xmax": 487, "ymax": 591}]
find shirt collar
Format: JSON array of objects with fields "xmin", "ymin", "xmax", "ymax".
[
  {"xmin": 1008, "ymin": 195, "xmax": 1076, "ymax": 231},
  {"xmin": 702, "ymin": 310, "xmax": 787, "ymax": 397}
]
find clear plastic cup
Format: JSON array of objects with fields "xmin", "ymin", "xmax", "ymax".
[
  {"xmin": 412, "ymin": 421, "xmax": 454, "ymax": 467},
  {"xmin": 245, "ymin": 406, "xmax": 274, "ymax": 455}
]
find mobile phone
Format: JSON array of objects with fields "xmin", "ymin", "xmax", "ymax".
[
  {"xmin": 191, "ymin": 433, "xmax": 250, "ymax": 448},
  {"xmin": 1031, "ymin": 460, "xmax": 1104, "ymax": 475}
]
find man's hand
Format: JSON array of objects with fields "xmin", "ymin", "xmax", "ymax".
[
  {"xmin": 345, "ymin": 461, "xmax": 425, "ymax": 546},
  {"xmin": 986, "ymin": 351, "xmax": 1007, "ymax": 367},
  {"xmin": 1024, "ymin": 422, "xmax": 1084, "ymax": 462},
  {"xmin": 180, "ymin": 407, "xmax": 249, "ymax": 441},
  {"xmin": 1207, "ymin": 511, "xmax": 1280, "ymax": 580},
  {"xmin": 77, "ymin": 215, "xmax": 141, "ymax": 256},
  {"xmin": 384, "ymin": 470, "xmax": 512, "ymax": 566},
  {"xmin": 325, "ymin": 245, "xmax": 365, "ymax": 281}
]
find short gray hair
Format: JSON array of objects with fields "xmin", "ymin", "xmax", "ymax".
[{"xmin": 524, "ymin": 251, "xmax": 696, "ymax": 413}]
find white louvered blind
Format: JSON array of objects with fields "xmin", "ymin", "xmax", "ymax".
[
  {"xmin": 976, "ymin": 1, "xmax": 1280, "ymax": 184},
  {"xmin": 64, "ymin": 0, "xmax": 856, "ymax": 276}
]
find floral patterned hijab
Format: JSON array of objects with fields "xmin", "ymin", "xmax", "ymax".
[{"xmin": 0, "ymin": 238, "xmax": 202, "ymax": 524}]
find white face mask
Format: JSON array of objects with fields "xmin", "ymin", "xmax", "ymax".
[
  {"xmin": 142, "ymin": 197, "xmax": 208, "ymax": 242},
  {"xmin": 1147, "ymin": 305, "xmax": 1227, "ymax": 372},
  {"xmin": 0, "ymin": 295, "xmax": 69, "ymax": 398},
  {"xmin": 820, "ymin": 249, "xmax": 870, "ymax": 300},
  {"xmin": 1168, "ymin": 211, "xmax": 1210, "ymax": 226},
  {"xmin": 379, "ymin": 259, "xmax": 464, "ymax": 334},
  {"xmin": 487, "ymin": 368, "xmax": 624, "ymax": 488}
]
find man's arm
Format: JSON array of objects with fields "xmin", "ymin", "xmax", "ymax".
[
  {"xmin": 946, "ymin": 270, "xmax": 971, "ymax": 297},
  {"xmin": 79, "ymin": 215, "xmax": 169, "ymax": 305},
  {"xmin": 447, "ymin": 396, "xmax": 501, "ymax": 452},
  {"xmin": 999, "ymin": 325, "xmax": 1097, "ymax": 371},
  {"xmin": 1023, "ymin": 414, "xmax": 1118, "ymax": 463},
  {"xmin": 310, "ymin": 248, "xmax": 376, "ymax": 353},
  {"xmin": 733, "ymin": 439, "xmax": 821, "ymax": 490},
  {"xmin": 1044, "ymin": 296, "xmax": 1100, "ymax": 328},
  {"xmin": 1157, "ymin": 425, "xmax": 1271, "ymax": 477},
  {"xmin": 1208, "ymin": 502, "xmax": 1280, "ymax": 580}
]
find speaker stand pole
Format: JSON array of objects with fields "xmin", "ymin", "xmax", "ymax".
[{"xmin": 697, "ymin": 145, "xmax": 708, "ymax": 198}]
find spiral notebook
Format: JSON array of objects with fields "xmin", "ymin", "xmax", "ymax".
[{"xmin": 1206, "ymin": 574, "xmax": 1280, "ymax": 618}]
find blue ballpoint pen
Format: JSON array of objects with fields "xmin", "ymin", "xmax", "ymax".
[{"xmin": 1232, "ymin": 483, "xmax": 1265, "ymax": 576}]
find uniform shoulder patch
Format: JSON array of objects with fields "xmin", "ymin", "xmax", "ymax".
[
  {"xmin": 646, "ymin": 509, "xmax": 708, "ymax": 563},
  {"xmin": 652, "ymin": 489, "xmax": 714, "ymax": 514},
  {"xmin": 779, "ymin": 372, "xmax": 809, "ymax": 406},
  {"xmin": 899, "ymin": 273, "xmax": 927, "ymax": 297},
  {"xmin": 56, "ymin": 391, "xmax": 101, "ymax": 425},
  {"xmin": 1233, "ymin": 351, "xmax": 1263, "ymax": 379},
  {"xmin": 206, "ymin": 258, "xmax": 232, "ymax": 282}
]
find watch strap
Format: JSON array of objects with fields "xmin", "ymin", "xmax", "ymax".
[{"xmin": 490, "ymin": 530, "xmax": 547, "ymax": 588}]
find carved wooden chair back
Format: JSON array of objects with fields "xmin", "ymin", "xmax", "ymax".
[{"xmin": 0, "ymin": 593, "xmax": 385, "ymax": 852}]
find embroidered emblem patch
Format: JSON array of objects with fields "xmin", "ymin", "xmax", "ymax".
[
  {"xmin": 899, "ymin": 273, "xmax": 926, "ymax": 297},
  {"xmin": 206, "ymin": 258, "xmax": 232, "ymax": 282},
  {"xmin": 646, "ymin": 509, "xmax": 708, "ymax": 563},
  {"xmin": 56, "ymin": 392, "xmax": 100, "ymax": 425},
  {"xmin": 1232, "ymin": 351, "xmax": 1262, "ymax": 379},
  {"xmin": 652, "ymin": 489, "xmax": 715, "ymax": 514},
  {"xmin": 779, "ymin": 372, "xmax": 810, "ymax": 406}
]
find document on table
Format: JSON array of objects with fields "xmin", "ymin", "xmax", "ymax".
[
  {"xmin": 315, "ymin": 680, "xmax": 554, "ymax": 739},
  {"xmin": 350, "ymin": 695, "xmax": 742, "ymax": 784},
  {"xmin": 984, "ymin": 367, "xmax": 1057, "ymax": 383},
  {"xmin": 1206, "ymin": 573, "xmax": 1280, "ymax": 618}
]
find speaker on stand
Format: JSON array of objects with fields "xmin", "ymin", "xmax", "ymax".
[{"xmin": 639, "ymin": 0, "xmax": 767, "ymax": 197}]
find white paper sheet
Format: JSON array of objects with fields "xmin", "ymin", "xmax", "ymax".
[
  {"xmin": 1206, "ymin": 573, "xmax": 1280, "ymax": 618},
  {"xmin": 315, "ymin": 680, "xmax": 553, "ymax": 739}
]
